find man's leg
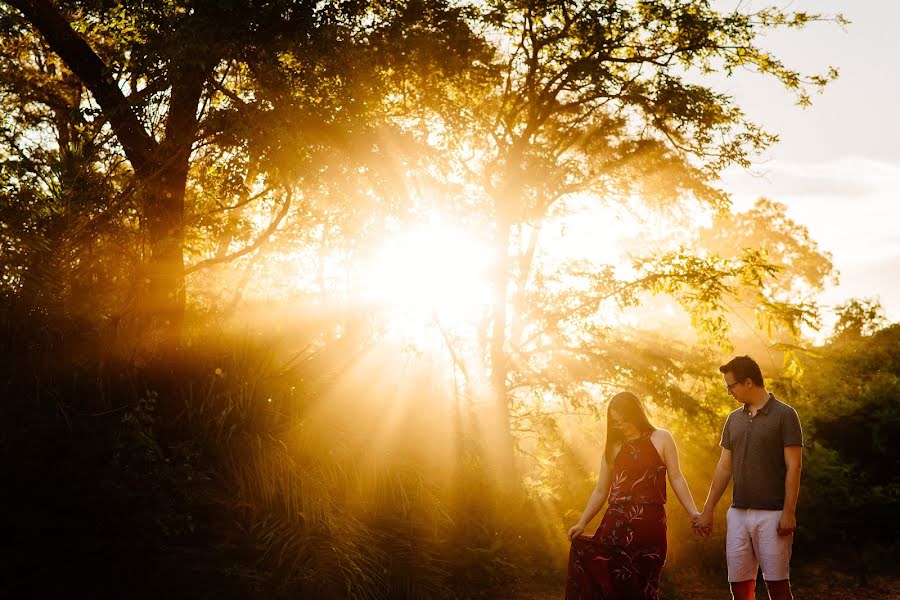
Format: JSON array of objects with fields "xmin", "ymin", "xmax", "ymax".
[
  {"xmin": 726, "ymin": 509, "xmax": 759, "ymax": 600},
  {"xmin": 730, "ymin": 579, "xmax": 756, "ymax": 600},
  {"xmin": 764, "ymin": 579, "xmax": 792, "ymax": 600},
  {"xmin": 757, "ymin": 510, "xmax": 794, "ymax": 600}
]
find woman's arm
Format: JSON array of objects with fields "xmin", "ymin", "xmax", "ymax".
[
  {"xmin": 658, "ymin": 430, "xmax": 700, "ymax": 520},
  {"xmin": 567, "ymin": 453, "xmax": 614, "ymax": 540}
]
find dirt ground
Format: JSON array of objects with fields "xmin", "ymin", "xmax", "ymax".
[{"xmin": 486, "ymin": 569, "xmax": 900, "ymax": 599}]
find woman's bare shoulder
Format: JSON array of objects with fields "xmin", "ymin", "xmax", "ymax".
[
  {"xmin": 651, "ymin": 428, "xmax": 675, "ymax": 443},
  {"xmin": 651, "ymin": 428, "xmax": 678, "ymax": 454}
]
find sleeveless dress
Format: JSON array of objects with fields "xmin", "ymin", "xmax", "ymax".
[{"xmin": 565, "ymin": 432, "xmax": 668, "ymax": 599}]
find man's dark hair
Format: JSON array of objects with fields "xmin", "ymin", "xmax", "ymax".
[{"xmin": 719, "ymin": 355, "xmax": 764, "ymax": 387}]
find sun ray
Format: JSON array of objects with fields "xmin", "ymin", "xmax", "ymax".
[{"xmin": 356, "ymin": 224, "xmax": 496, "ymax": 343}]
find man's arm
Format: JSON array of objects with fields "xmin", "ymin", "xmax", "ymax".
[
  {"xmin": 777, "ymin": 445, "xmax": 802, "ymax": 536},
  {"xmin": 695, "ymin": 448, "xmax": 733, "ymax": 536}
]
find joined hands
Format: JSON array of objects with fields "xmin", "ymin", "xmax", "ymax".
[{"xmin": 691, "ymin": 509, "xmax": 713, "ymax": 538}]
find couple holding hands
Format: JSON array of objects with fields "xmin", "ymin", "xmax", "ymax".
[{"xmin": 565, "ymin": 355, "xmax": 803, "ymax": 600}]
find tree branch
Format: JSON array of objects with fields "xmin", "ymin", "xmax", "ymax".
[
  {"xmin": 5, "ymin": 0, "xmax": 158, "ymax": 174},
  {"xmin": 184, "ymin": 187, "xmax": 293, "ymax": 275}
]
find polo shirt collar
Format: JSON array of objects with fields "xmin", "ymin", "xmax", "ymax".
[{"xmin": 742, "ymin": 392, "xmax": 776, "ymax": 415}]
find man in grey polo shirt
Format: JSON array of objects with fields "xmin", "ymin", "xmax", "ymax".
[{"xmin": 695, "ymin": 355, "xmax": 803, "ymax": 600}]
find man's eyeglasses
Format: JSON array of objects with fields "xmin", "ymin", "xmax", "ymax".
[{"xmin": 725, "ymin": 380, "xmax": 744, "ymax": 393}]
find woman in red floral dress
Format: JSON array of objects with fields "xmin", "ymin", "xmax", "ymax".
[{"xmin": 565, "ymin": 391, "xmax": 701, "ymax": 599}]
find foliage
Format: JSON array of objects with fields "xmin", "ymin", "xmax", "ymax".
[
  {"xmin": 696, "ymin": 198, "xmax": 837, "ymax": 341},
  {"xmin": 0, "ymin": 14, "xmax": 139, "ymax": 319},
  {"xmin": 1, "ymin": 0, "xmax": 492, "ymax": 352},
  {"xmin": 830, "ymin": 297, "xmax": 888, "ymax": 341},
  {"xmin": 5, "ymin": 0, "xmax": 892, "ymax": 597},
  {"xmin": 787, "ymin": 309, "xmax": 900, "ymax": 561},
  {"xmin": 0, "ymin": 300, "xmax": 561, "ymax": 597},
  {"xmin": 1, "ymin": 0, "xmax": 845, "ymax": 411},
  {"xmin": 359, "ymin": 0, "xmax": 849, "ymax": 466}
]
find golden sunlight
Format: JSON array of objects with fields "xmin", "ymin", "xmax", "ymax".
[{"xmin": 357, "ymin": 224, "xmax": 496, "ymax": 344}]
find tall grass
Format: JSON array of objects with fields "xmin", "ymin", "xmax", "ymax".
[{"xmin": 0, "ymin": 303, "xmax": 556, "ymax": 598}]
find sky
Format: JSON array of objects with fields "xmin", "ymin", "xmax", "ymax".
[{"xmin": 717, "ymin": 0, "xmax": 900, "ymax": 325}]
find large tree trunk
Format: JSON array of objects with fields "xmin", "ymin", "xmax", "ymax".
[
  {"xmin": 138, "ymin": 67, "xmax": 207, "ymax": 356},
  {"xmin": 486, "ymin": 141, "xmax": 532, "ymax": 485},
  {"xmin": 488, "ymin": 211, "xmax": 519, "ymax": 487},
  {"xmin": 7, "ymin": 0, "xmax": 212, "ymax": 357},
  {"xmin": 139, "ymin": 159, "xmax": 188, "ymax": 356}
]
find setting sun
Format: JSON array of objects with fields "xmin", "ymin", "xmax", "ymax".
[{"xmin": 357, "ymin": 224, "xmax": 496, "ymax": 341}]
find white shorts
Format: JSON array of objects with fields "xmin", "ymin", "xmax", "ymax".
[{"xmin": 725, "ymin": 507, "xmax": 793, "ymax": 582}]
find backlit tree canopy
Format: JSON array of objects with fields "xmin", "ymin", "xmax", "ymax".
[{"xmin": 1, "ymin": 0, "xmax": 843, "ymax": 440}]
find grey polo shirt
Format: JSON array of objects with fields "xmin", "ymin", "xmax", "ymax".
[{"xmin": 720, "ymin": 394, "xmax": 803, "ymax": 510}]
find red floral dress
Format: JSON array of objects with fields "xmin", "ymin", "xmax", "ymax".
[{"xmin": 566, "ymin": 432, "xmax": 668, "ymax": 599}]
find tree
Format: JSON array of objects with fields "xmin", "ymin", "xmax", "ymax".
[
  {"xmin": 697, "ymin": 197, "xmax": 837, "ymax": 342},
  {"xmin": 5, "ymin": 0, "xmax": 207, "ymax": 352},
  {"xmin": 0, "ymin": 25, "xmax": 138, "ymax": 324},
  {"xmin": 3, "ymin": 0, "xmax": 846, "ymax": 475},
  {"xmin": 412, "ymin": 0, "xmax": 845, "ymax": 469},
  {"xmin": 1, "ymin": 0, "xmax": 489, "ymax": 358},
  {"xmin": 831, "ymin": 297, "xmax": 887, "ymax": 342},
  {"xmin": 790, "ymin": 310, "xmax": 900, "ymax": 552}
]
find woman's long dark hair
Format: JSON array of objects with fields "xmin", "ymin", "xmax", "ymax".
[{"xmin": 604, "ymin": 391, "xmax": 656, "ymax": 464}]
